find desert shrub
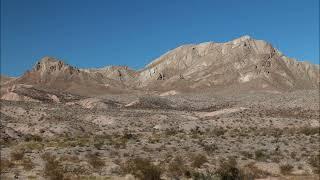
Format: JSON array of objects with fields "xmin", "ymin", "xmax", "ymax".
[
  {"xmin": 22, "ymin": 157, "xmax": 34, "ymax": 170},
  {"xmin": 216, "ymin": 158, "xmax": 242, "ymax": 180},
  {"xmin": 23, "ymin": 141, "xmax": 44, "ymax": 150},
  {"xmin": 121, "ymin": 157, "xmax": 162, "ymax": 180},
  {"xmin": 148, "ymin": 133, "xmax": 162, "ymax": 144},
  {"xmin": 42, "ymin": 153, "xmax": 64, "ymax": 180},
  {"xmin": 86, "ymin": 153, "xmax": 105, "ymax": 169},
  {"xmin": 241, "ymin": 162, "xmax": 269, "ymax": 179},
  {"xmin": 93, "ymin": 140, "xmax": 104, "ymax": 150},
  {"xmin": 168, "ymin": 156, "xmax": 188, "ymax": 178},
  {"xmin": 240, "ymin": 151, "xmax": 253, "ymax": 159},
  {"xmin": 254, "ymin": 149, "xmax": 269, "ymax": 161},
  {"xmin": 59, "ymin": 155, "xmax": 80, "ymax": 163},
  {"xmin": 165, "ymin": 128, "xmax": 179, "ymax": 136},
  {"xmin": 207, "ymin": 128, "xmax": 226, "ymax": 137},
  {"xmin": 0, "ymin": 158, "xmax": 14, "ymax": 172},
  {"xmin": 10, "ymin": 148, "xmax": 25, "ymax": 161},
  {"xmin": 137, "ymin": 96, "xmax": 173, "ymax": 109},
  {"xmin": 202, "ymin": 143, "xmax": 218, "ymax": 153},
  {"xmin": 24, "ymin": 134, "xmax": 43, "ymax": 142},
  {"xmin": 299, "ymin": 127, "xmax": 319, "ymax": 136},
  {"xmin": 280, "ymin": 164, "xmax": 293, "ymax": 175},
  {"xmin": 309, "ymin": 154, "xmax": 320, "ymax": 174},
  {"xmin": 192, "ymin": 171, "xmax": 218, "ymax": 180},
  {"xmin": 191, "ymin": 154, "xmax": 208, "ymax": 168}
]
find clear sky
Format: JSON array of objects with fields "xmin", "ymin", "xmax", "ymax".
[{"xmin": 1, "ymin": 0, "xmax": 319, "ymax": 77}]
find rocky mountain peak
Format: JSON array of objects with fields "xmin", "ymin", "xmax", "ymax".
[{"xmin": 33, "ymin": 56, "xmax": 80, "ymax": 76}]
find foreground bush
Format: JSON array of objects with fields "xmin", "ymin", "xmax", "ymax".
[
  {"xmin": 121, "ymin": 157, "xmax": 162, "ymax": 180},
  {"xmin": 191, "ymin": 154, "xmax": 208, "ymax": 168},
  {"xmin": 216, "ymin": 158, "xmax": 240, "ymax": 180},
  {"xmin": 42, "ymin": 153, "xmax": 64, "ymax": 180}
]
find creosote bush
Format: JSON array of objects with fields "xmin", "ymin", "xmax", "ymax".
[
  {"xmin": 121, "ymin": 157, "xmax": 162, "ymax": 180},
  {"xmin": 86, "ymin": 153, "xmax": 105, "ymax": 169},
  {"xmin": 280, "ymin": 163, "xmax": 294, "ymax": 175},
  {"xmin": 168, "ymin": 156, "xmax": 189, "ymax": 178},
  {"xmin": 309, "ymin": 154, "xmax": 320, "ymax": 174},
  {"xmin": 42, "ymin": 153, "xmax": 64, "ymax": 180},
  {"xmin": 0, "ymin": 158, "xmax": 14, "ymax": 173},
  {"xmin": 216, "ymin": 158, "xmax": 242, "ymax": 180},
  {"xmin": 10, "ymin": 148, "xmax": 25, "ymax": 161},
  {"xmin": 191, "ymin": 154, "xmax": 208, "ymax": 168}
]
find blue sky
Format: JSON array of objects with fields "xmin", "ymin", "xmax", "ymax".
[{"xmin": 1, "ymin": 0, "xmax": 319, "ymax": 77}]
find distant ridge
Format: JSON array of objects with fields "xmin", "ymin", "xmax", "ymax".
[{"xmin": 1, "ymin": 36, "xmax": 319, "ymax": 96}]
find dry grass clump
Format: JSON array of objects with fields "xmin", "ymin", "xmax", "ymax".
[
  {"xmin": 42, "ymin": 153, "xmax": 64, "ymax": 180},
  {"xmin": 10, "ymin": 148, "xmax": 25, "ymax": 161},
  {"xmin": 167, "ymin": 156, "xmax": 190, "ymax": 178},
  {"xmin": 206, "ymin": 127, "xmax": 227, "ymax": 137},
  {"xmin": 280, "ymin": 163, "xmax": 294, "ymax": 175},
  {"xmin": 309, "ymin": 154, "xmax": 320, "ymax": 174},
  {"xmin": 216, "ymin": 158, "xmax": 242, "ymax": 180},
  {"xmin": 299, "ymin": 126, "xmax": 319, "ymax": 136},
  {"xmin": 121, "ymin": 157, "xmax": 162, "ymax": 180},
  {"xmin": 0, "ymin": 158, "xmax": 14, "ymax": 173},
  {"xmin": 254, "ymin": 149, "xmax": 269, "ymax": 161},
  {"xmin": 21, "ymin": 157, "xmax": 34, "ymax": 171},
  {"xmin": 86, "ymin": 153, "xmax": 105, "ymax": 169},
  {"xmin": 191, "ymin": 154, "xmax": 208, "ymax": 168},
  {"xmin": 241, "ymin": 162, "xmax": 270, "ymax": 179},
  {"xmin": 136, "ymin": 96, "xmax": 173, "ymax": 109}
]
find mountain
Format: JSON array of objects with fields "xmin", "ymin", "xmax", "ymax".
[
  {"xmin": 7, "ymin": 57, "xmax": 132, "ymax": 95},
  {"xmin": 137, "ymin": 35, "xmax": 319, "ymax": 92},
  {"xmin": 1, "ymin": 36, "xmax": 319, "ymax": 96}
]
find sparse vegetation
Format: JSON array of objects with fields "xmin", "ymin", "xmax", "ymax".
[
  {"xmin": 216, "ymin": 158, "xmax": 242, "ymax": 180},
  {"xmin": 191, "ymin": 154, "xmax": 208, "ymax": 168},
  {"xmin": 21, "ymin": 157, "xmax": 34, "ymax": 170},
  {"xmin": 0, "ymin": 158, "xmax": 14, "ymax": 173},
  {"xmin": 1, "ymin": 89, "xmax": 319, "ymax": 179},
  {"xmin": 86, "ymin": 153, "xmax": 105, "ymax": 169},
  {"xmin": 10, "ymin": 148, "xmax": 25, "ymax": 161},
  {"xmin": 255, "ymin": 149, "xmax": 269, "ymax": 161},
  {"xmin": 167, "ymin": 156, "xmax": 188, "ymax": 178},
  {"xmin": 280, "ymin": 163, "xmax": 294, "ymax": 175},
  {"xmin": 121, "ymin": 158, "xmax": 162, "ymax": 180},
  {"xmin": 42, "ymin": 153, "xmax": 64, "ymax": 180},
  {"xmin": 309, "ymin": 154, "xmax": 320, "ymax": 174}
]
